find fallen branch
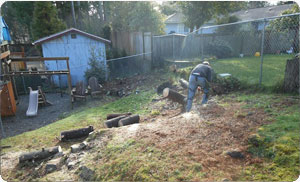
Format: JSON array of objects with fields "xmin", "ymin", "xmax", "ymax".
[{"xmin": 60, "ymin": 126, "xmax": 94, "ymax": 141}]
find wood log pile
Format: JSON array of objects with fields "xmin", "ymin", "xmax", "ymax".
[
  {"xmin": 104, "ymin": 113, "xmax": 140, "ymax": 128},
  {"xmin": 60, "ymin": 126, "xmax": 94, "ymax": 141}
]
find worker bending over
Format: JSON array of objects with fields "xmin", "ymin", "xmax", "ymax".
[{"xmin": 186, "ymin": 61, "xmax": 212, "ymax": 112}]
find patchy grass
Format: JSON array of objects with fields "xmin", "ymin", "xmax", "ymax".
[
  {"xmin": 90, "ymin": 138, "xmax": 206, "ymax": 181},
  {"xmin": 223, "ymin": 93, "xmax": 299, "ymax": 181},
  {"xmin": 1, "ymin": 91, "xmax": 156, "ymax": 152}
]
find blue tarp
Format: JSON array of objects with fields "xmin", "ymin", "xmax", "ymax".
[{"xmin": 0, "ymin": 16, "xmax": 12, "ymax": 43}]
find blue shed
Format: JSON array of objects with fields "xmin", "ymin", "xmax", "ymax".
[{"xmin": 33, "ymin": 28, "xmax": 110, "ymax": 87}]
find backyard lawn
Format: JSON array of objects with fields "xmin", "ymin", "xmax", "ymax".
[{"xmin": 211, "ymin": 54, "xmax": 294, "ymax": 87}]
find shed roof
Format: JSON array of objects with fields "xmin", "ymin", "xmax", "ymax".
[{"xmin": 33, "ymin": 28, "xmax": 111, "ymax": 45}]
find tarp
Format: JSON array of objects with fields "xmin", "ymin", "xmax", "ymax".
[{"xmin": 0, "ymin": 16, "xmax": 12, "ymax": 43}]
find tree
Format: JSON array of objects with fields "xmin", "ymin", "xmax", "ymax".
[
  {"xmin": 1, "ymin": 1, "xmax": 34, "ymax": 42},
  {"xmin": 247, "ymin": 1, "xmax": 270, "ymax": 9},
  {"xmin": 268, "ymin": 5, "xmax": 299, "ymax": 52},
  {"xmin": 159, "ymin": 1, "xmax": 179, "ymax": 16},
  {"xmin": 178, "ymin": 2, "xmax": 246, "ymax": 31},
  {"xmin": 32, "ymin": 2, "xmax": 66, "ymax": 40},
  {"xmin": 215, "ymin": 15, "xmax": 240, "ymax": 35}
]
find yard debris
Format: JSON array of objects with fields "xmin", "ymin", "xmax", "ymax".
[
  {"xmin": 44, "ymin": 157, "xmax": 62, "ymax": 174},
  {"xmin": 19, "ymin": 146, "xmax": 62, "ymax": 164},
  {"xmin": 60, "ymin": 126, "xmax": 94, "ymax": 141},
  {"xmin": 157, "ymin": 81, "xmax": 174, "ymax": 95},
  {"xmin": 70, "ymin": 141, "xmax": 88, "ymax": 153},
  {"xmin": 225, "ymin": 149, "xmax": 244, "ymax": 159},
  {"xmin": 118, "ymin": 114, "xmax": 140, "ymax": 126},
  {"xmin": 77, "ymin": 165, "xmax": 96, "ymax": 181}
]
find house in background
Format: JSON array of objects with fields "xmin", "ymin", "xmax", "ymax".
[
  {"xmin": 164, "ymin": 4, "xmax": 294, "ymax": 35},
  {"xmin": 33, "ymin": 28, "xmax": 111, "ymax": 87}
]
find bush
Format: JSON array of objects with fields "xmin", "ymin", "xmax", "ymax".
[
  {"xmin": 204, "ymin": 40, "xmax": 233, "ymax": 59},
  {"xmin": 211, "ymin": 75, "xmax": 242, "ymax": 95},
  {"xmin": 85, "ymin": 47, "xmax": 108, "ymax": 83}
]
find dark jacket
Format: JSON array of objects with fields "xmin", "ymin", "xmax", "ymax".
[{"xmin": 191, "ymin": 64, "xmax": 212, "ymax": 82}]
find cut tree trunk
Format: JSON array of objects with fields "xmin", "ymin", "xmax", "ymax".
[
  {"xmin": 104, "ymin": 115, "xmax": 127, "ymax": 128},
  {"xmin": 163, "ymin": 88, "xmax": 186, "ymax": 106},
  {"xmin": 60, "ymin": 126, "xmax": 94, "ymax": 141},
  {"xmin": 283, "ymin": 58, "xmax": 299, "ymax": 93},
  {"xmin": 106, "ymin": 113, "xmax": 132, "ymax": 120},
  {"xmin": 179, "ymin": 78, "xmax": 189, "ymax": 89},
  {"xmin": 118, "ymin": 115, "xmax": 140, "ymax": 126},
  {"xmin": 19, "ymin": 146, "xmax": 62, "ymax": 163}
]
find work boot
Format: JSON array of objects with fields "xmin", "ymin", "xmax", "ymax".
[{"xmin": 201, "ymin": 94, "xmax": 208, "ymax": 104}]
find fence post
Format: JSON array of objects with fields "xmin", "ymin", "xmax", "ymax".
[
  {"xmin": 172, "ymin": 34, "xmax": 175, "ymax": 61},
  {"xmin": 201, "ymin": 28, "xmax": 204, "ymax": 61},
  {"xmin": 151, "ymin": 33, "xmax": 153, "ymax": 70},
  {"xmin": 259, "ymin": 19, "xmax": 266, "ymax": 86}
]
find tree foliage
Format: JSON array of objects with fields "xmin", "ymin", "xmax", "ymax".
[
  {"xmin": 32, "ymin": 2, "xmax": 66, "ymax": 40},
  {"xmin": 178, "ymin": 2, "xmax": 246, "ymax": 30},
  {"xmin": 159, "ymin": 2, "xmax": 179, "ymax": 16},
  {"xmin": 247, "ymin": 1, "xmax": 270, "ymax": 9},
  {"xmin": 215, "ymin": 15, "xmax": 240, "ymax": 34}
]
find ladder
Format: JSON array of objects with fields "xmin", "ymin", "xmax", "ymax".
[{"xmin": 37, "ymin": 86, "xmax": 52, "ymax": 106}]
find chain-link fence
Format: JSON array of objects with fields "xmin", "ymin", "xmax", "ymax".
[
  {"xmin": 107, "ymin": 52, "xmax": 152, "ymax": 79},
  {"xmin": 153, "ymin": 13, "xmax": 300, "ymax": 87}
]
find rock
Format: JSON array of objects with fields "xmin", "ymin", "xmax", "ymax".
[
  {"xmin": 67, "ymin": 161, "xmax": 76, "ymax": 170},
  {"xmin": 247, "ymin": 111, "xmax": 254, "ymax": 116},
  {"xmin": 77, "ymin": 166, "xmax": 95, "ymax": 181},
  {"xmin": 71, "ymin": 141, "xmax": 87, "ymax": 153},
  {"xmin": 226, "ymin": 149, "xmax": 244, "ymax": 159},
  {"xmin": 45, "ymin": 158, "xmax": 61, "ymax": 174},
  {"xmin": 222, "ymin": 178, "xmax": 230, "ymax": 181}
]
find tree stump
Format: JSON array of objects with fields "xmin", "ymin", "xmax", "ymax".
[
  {"xmin": 19, "ymin": 146, "xmax": 62, "ymax": 163},
  {"xmin": 104, "ymin": 115, "xmax": 127, "ymax": 128},
  {"xmin": 283, "ymin": 58, "xmax": 299, "ymax": 93},
  {"xmin": 60, "ymin": 126, "xmax": 94, "ymax": 141},
  {"xmin": 118, "ymin": 115, "xmax": 140, "ymax": 126},
  {"xmin": 163, "ymin": 88, "xmax": 186, "ymax": 106},
  {"xmin": 106, "ymin": 113, "xmax": 132, "ymax": 120}
]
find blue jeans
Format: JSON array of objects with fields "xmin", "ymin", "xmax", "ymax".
[{"xmin": 186, "ymin": 75, "xmax": 209, "ymax": 112}]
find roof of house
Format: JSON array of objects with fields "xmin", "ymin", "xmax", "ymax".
[
  {"xmin": 165, "ymin": 12, "xmax": 185, "ymax": 24},
  {"xmin": 165, "ymin": 4, "xmax": 294, "ymax": 25},
  {"xmin": 231, "ymin": 4, "xmax": 294, "ymax": 21},
  {"xmin": 33, "ymin": 28, "xmax": 111, "ymax": 45}
]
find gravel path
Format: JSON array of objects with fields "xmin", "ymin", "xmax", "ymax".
[{"xmin": 2, "ymin": 93, "xmax": 102, "ymax": 138}]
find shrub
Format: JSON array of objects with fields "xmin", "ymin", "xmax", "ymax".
[
  {"xmin": 85, "ymin": 47, "xmax": 108, "ymax": 83},
  {"xmin": 204, "ymin": 40, "xmax": 233, "ymax": 59}
]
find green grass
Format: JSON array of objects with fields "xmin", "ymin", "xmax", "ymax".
[
  {"xmin": 175, "ymin": 54, "xmax": 293, "ymax": 88},
  {"xmin": 1, "ymin": 90, "xmax": 156, "ymax": 152},
  {"xmin": 211, "ymin": 54, "xmax": 293, "ymax": 87}
]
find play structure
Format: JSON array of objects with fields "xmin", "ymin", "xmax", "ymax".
[
  {"xmin": 1, "ymin": 41, "xmax": 72, "ymax": 119},
  {"xmin": 26, "ymin": 87, "xmax": 39, "ymax": 117}
]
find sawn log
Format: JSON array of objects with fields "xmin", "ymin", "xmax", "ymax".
[
  {"xmin": 60, "ymin": 126, "xmax": 94, "ymax": 141},
  {"xmin": 163, "ymin": 88, "xmax": 186, "ymax": 106},
  {"xmin": 104, "ymin": 115, "xmax": 127, "ymax": 128},
  {"xmin": 106, "ymin": 113, "xmax": 132, "ymax": 120},
  {"xmin": 179, "ymin": 78, "xmax": 189, "ymax": 89},
  {"xmin": 19, "ymin": 146, "xmax": 62, "ymax": 163},
  {"xmin": 118, "ymin": 114, "xmax": 140, "ymax": 126}
]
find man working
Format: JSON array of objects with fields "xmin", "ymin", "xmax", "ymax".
[{"xmin": 186, "ymin": 61, "xmax": 212, "ymax": 112}]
